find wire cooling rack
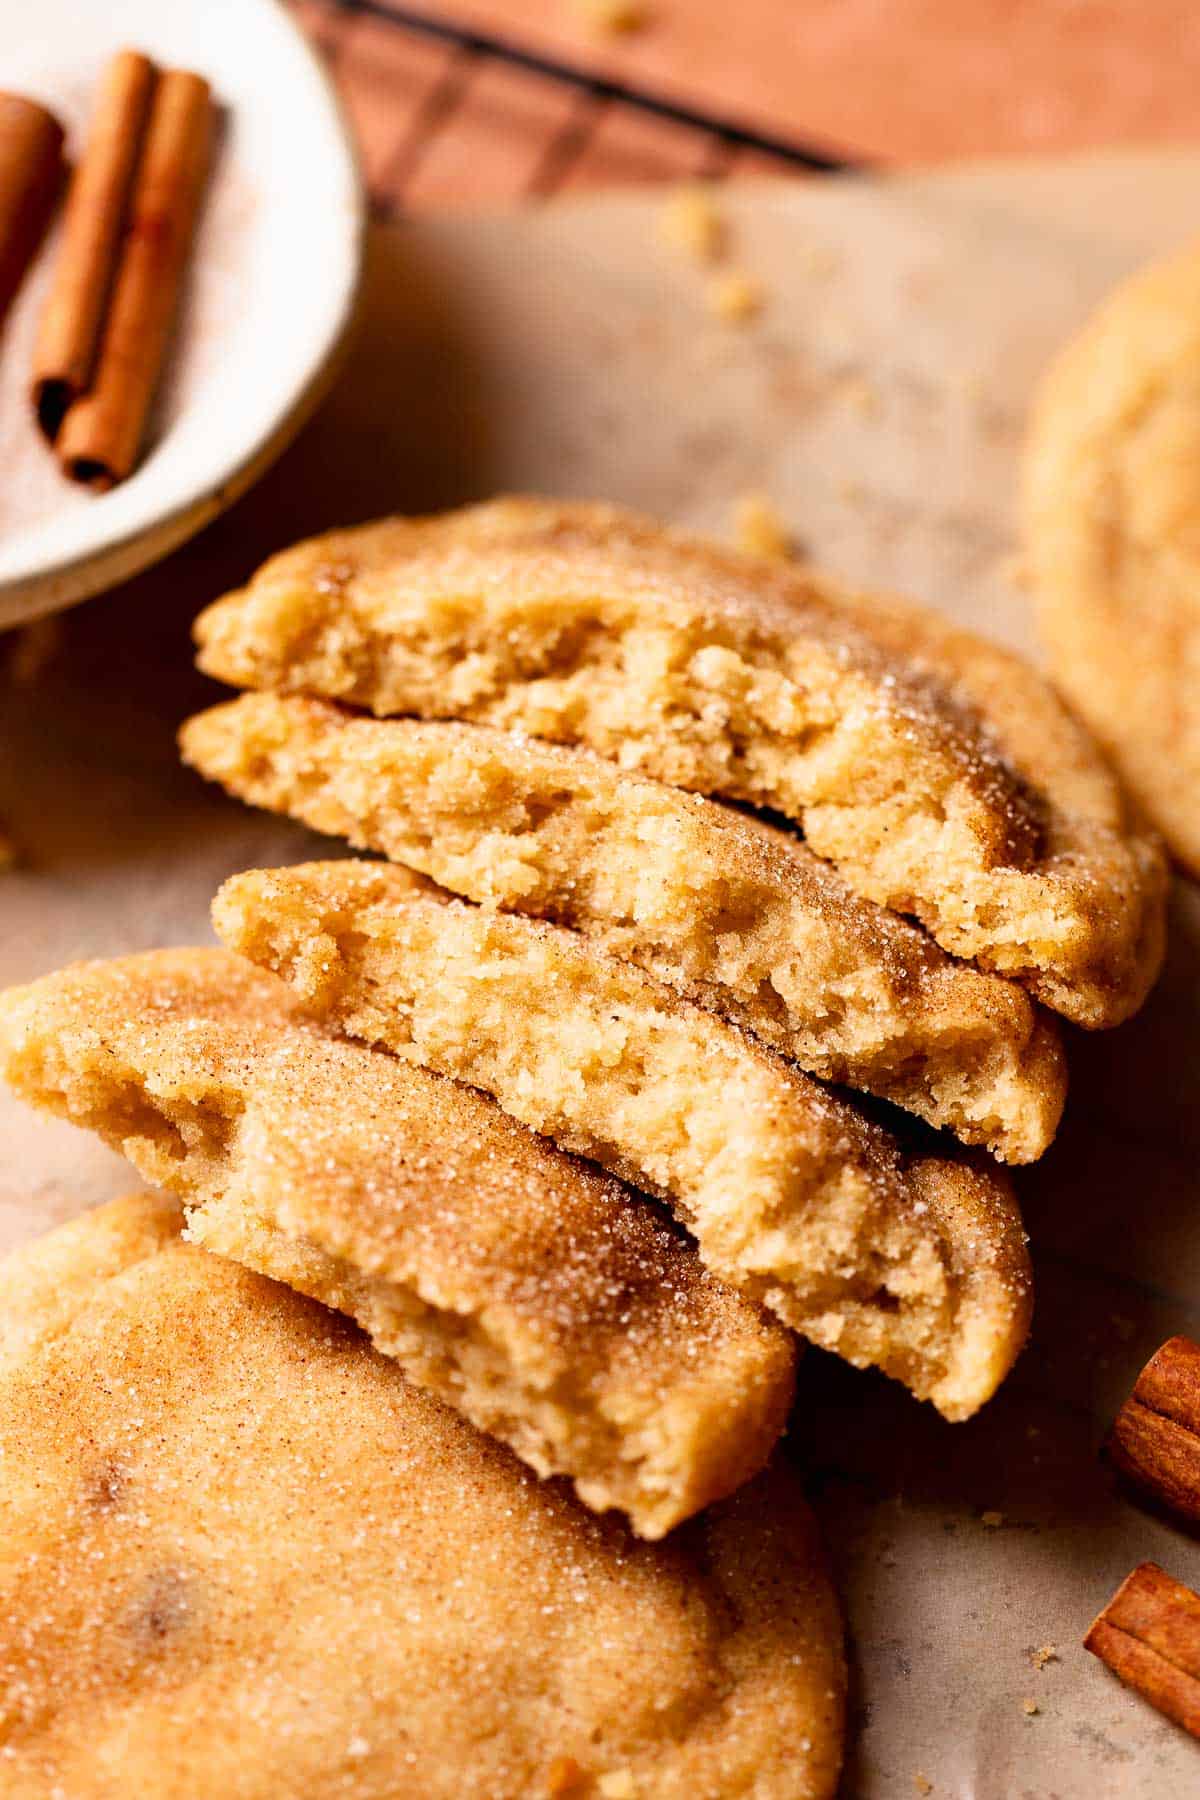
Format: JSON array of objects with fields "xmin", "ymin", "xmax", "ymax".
[{"xmin": 293, "ymin": 0, "xmax": 857, "ymax": 212}]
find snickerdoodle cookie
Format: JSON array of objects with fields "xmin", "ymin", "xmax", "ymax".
[
  {"xmin": 0, "ymin": 952, "xmax": 794, "ymax": 1539},
  {"xmin": 214, "ymin": 860, "xmax": 1033, "ymax": 1422},
  {"xmin": 1025, "ymin": 239, "xmax": 1200, "ymax": 878},
  {"xmin": 191, "ymin": 497, "xmax": 1164, "ymax": 1025},
  {"xmin": 0, "ymin": 1194, "xmax": 844, "ymax": 1799},
  {"xmin": 181, "ymin": 694, "xmax": 1066, "ymax": 1162}
]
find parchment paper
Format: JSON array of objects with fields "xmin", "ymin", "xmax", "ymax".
[{"xmin": 3, "ymin": 149, "xmax": 1200, "ymax": 1797}]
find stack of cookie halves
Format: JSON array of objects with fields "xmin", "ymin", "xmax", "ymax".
[
  {"xmin": 176, "ymin": 495, "xmax": 1166, "ymax": 1423},
  {"xmin": 0, "ymin": 498, "xmax": 1167, "ymax": 1799}
]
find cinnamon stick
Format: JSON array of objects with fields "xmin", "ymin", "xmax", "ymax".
[
  {"xmin": 31, "ymin": 50, "xmax": 156, "ymax": 440},
  {"xmin": 1085, "ymin": 1562, "xmax": 1200, "ymax": 1738},
  {"xmin": 1107, "ymin": 1335, "xmax": 1200, "ymax": 1530},
  {"xmin": 56, "ymin": 68, "xmax": 213, "ymax": 490},
  {"xmin": 0, "ymin": 94, "xmax": 64, "ymax": 325}
]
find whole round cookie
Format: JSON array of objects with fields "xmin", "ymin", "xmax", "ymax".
[
  {"xmin": 1024, "ymin": 240, "xmax": 1200, "ymax": 878},
  {"xmin": 0, "ymin": 1195, "xmax": 845, "ymax": 1799}
]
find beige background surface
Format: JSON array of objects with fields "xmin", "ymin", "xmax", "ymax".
[{"xmin": 3, "ymin": 153, "xmax": 1200, "ymax": 1795}]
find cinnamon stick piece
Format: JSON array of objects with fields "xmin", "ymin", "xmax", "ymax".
[
  {"xmin": 57, "ymin": 69, "xmax": 213, "ymax": 490},
  {"xmin": 32, "ymin": 50, "xmax": 157, "ymax": 440},
  {"xmin": 0, "ymin": 94, "xmax": 64, "ymax": 325},
  {"xmin": 1107, "ymin": 1335, "xmax": 1200, "ymax": 1530},
  {"xmin": 1085, "ymin": 1562, "xmax": 1200, "ymax": 1738}
]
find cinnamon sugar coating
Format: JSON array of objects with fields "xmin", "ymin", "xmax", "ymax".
[
  {"xmin": 0, "ymin": 1195, "xmax": 844, "ymax": 1798},
  {"xmin": 215, "ymin": 860, "xmax": 1033, "ymax": 1422},
  {"xmin": 182, "ymin": 693, "xmax": 1066, "ymax": 1162},
  {"xmin": 0, "ymin": 953, "xmax": 795, "ymax": 1539},
  {"xmin": 191, "ymin": 496, "xmax": 1164, "ymax": 1025}
]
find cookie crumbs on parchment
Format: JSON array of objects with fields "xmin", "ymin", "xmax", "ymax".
[
  {"xmin": 1028, "ymin": 1644, "xmax": 1059, "ymax": 1670},
  {"xmin": 981, "ymin": 1509, "xmax": 1004, "ymax": 1529},
  {"xmin": 1021, "ymin": 1697, "xmax": 1039, "ymax": 1716},
  {"xmin": 659, "ymin": 185, "xmax": 725, "ymax": 263},
  {"xmin": 573, "ymin": 0, "xmax": 648, "ymax": 33},
  {"xmin": 841, "ymin": 373, "xmax": 881, "ymax": 419},
  {"xmin": 707, "ymin": 270, "xmax": 764, "ymax": 324},
  {"xmin": 914, "ymin": 1776, "xmax": 933, "ymax": 1796},
  {"xmin": 733, "ymin": 493, "xmax": 793, "ymax": 561}
]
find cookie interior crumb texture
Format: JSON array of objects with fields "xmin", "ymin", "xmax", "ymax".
[
  {"xmin": 190, "ymin": 497, "xmax": 1166, "ymax": 1026},
  {"xmin": 180, "ymin": 694, "xmax": 1067, "ymax": 1163},
  {"xmin": 1024, "ymin": 238, "xmax": 1200, "ymax": 879},
  {"xmin": 0, "ymin": 1194, "xmax": 845, "ymax": 1799},
  {"xmin": 215, "ymin": 860, "xmax": 1034, "ymax": 1422},
  {"xmin": 0, "ymin": 952, "xmax": 797, "ymax": 1540}
]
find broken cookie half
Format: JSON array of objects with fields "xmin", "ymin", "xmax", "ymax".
[
  {"xmin": 181, "ymin": 694, "xmax": 1067, "ymax": 1163},
  {"xmin": 0, "ymin": 1195, "xmax": 845, "ymax": 1799},
  {"xmin": 214, "ymin": 860, "xmax": 1034, "ymax": 1423},
  {"xmin": 0, "ymin": 951, "xmax": 795, "ymax": 1541},
  {"xmin": 191, "ymin": 496, "xmax": 1165, "ymax": 1026}
]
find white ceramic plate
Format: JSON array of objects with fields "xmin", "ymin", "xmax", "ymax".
[{"xmin": 0, "ymin": 0, "xmax": 364, "ymax": 628}]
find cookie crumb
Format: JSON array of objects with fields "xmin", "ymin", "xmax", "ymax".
[
  {"xmin": 1029, "ymin": 1644, "xmax": 1059, "ymax": 1670},
  {"xmin": 659, "ymin": 185, "xmax": 724, "ymax": 263},
  {"xmin": 598, "ymin": 1773, "xmax": 636, "ymax": 1799},
  {"xmin": 545, "ymin": 1755, "xmax": 584, "ymax": 1795},
  {"xmin": 800, "ymin": 243, "xmax": 839, "ymax": 281},
  {"xmin": 707, "ymin": 270, "xmax": 764, "ymax": 324},
  {"xmin": 914, "ymin": 1776, "xmax": 933, "ymax": 1796},
  {"xmin": 572, "ymin": 0, "xmax": 648, "ymax": 32},
  {"xmin": 733, "ymin": 493, "xmax": 792, "ymax": 561},
  {"xmin": 841, "ymin": 373, "xmax": 881, "ymax": 419},
  {"xmin": 1021, "ymin": 1697, "xmax": 1039, "ymax": 1716},
  {"xmin": 981, "ymin": 1509, "xmax": 1004, "ymax": 1529}
]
